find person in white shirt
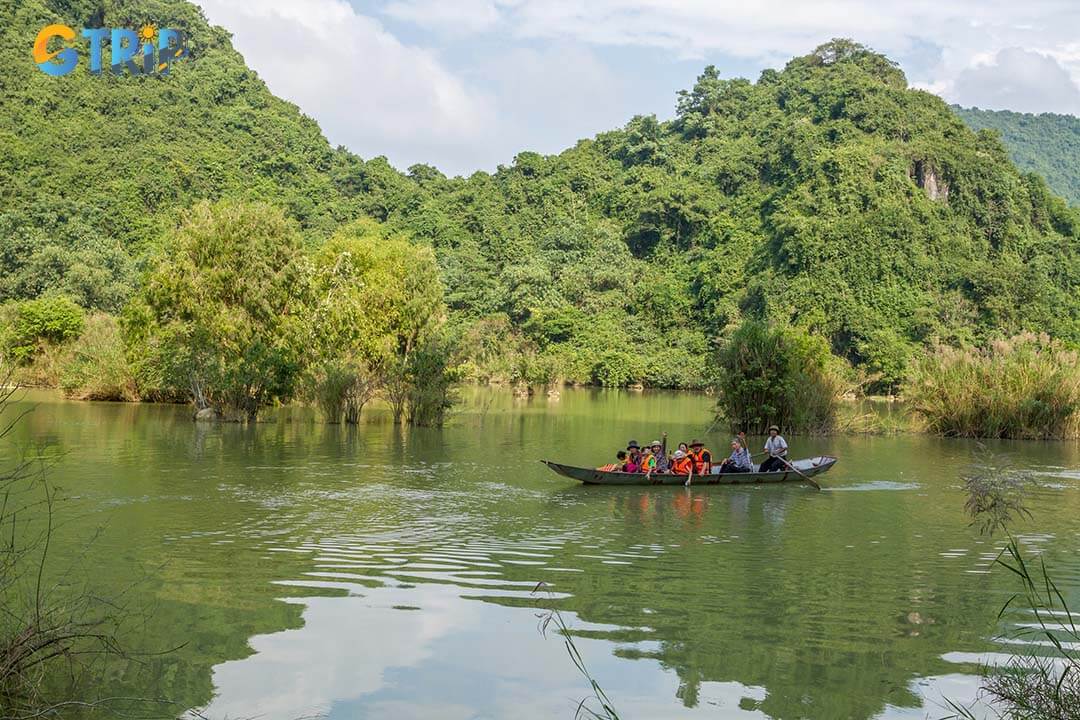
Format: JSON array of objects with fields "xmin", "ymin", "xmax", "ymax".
[{"xmin": 760, "ymin": 425, "xmax": 789, "ymax": 472}]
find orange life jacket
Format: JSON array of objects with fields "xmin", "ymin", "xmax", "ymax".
[
  {"xmin": 671, "ymin": 456, "xmax": 693, "ymax": 475},
  {"xmin": 690, "ymin": 448, "xmax": 712, "ymax": 475}
]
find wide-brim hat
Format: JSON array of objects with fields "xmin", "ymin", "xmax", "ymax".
[
  {"xmin": 627, "ymin": 440, "xmax": 640, "ymax": 449},
  {"xmin": 690, "ymin": 439, "xmax": 704, "ymax": 447},
  {"xmin": 649, "ymin": 440, "xmax": 661, "ymax": 447},
  {"xmin": 768, "ymin": 425, "xmax": 780, "ymax": 433}
]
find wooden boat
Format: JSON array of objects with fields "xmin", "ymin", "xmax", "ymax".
[{"xmin": 541, "ymin": 456, "xmax": 837, "ymax": 486}]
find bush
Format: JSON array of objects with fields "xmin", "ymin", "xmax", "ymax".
[
  {"xmin": 2, "ymin": 296, "xmax": 85, "ymax": 365},
  {"xmin": 643, "ymin": 348, "xmax": 707, "ymax": 389},
  {"xmin": 406, "ymin": 334, "xmax": 462, "ymax": 427},
  {"xmin": 305, "ymin": 360, "xmax": 379, "ymax": 424},
  {"xmin": 592, "ymin": 351, "xmax": 645, "ymax": 388},
  {"xmin": 59, "ymin": 314, "xmax": 138, "ymax": 401},
  {"xmin": 904, "ymin": 333, "xmax": 1080, "ymax": 439},
  {"xmin": 713, "ymin": 320, "xmax": 849, "ymax": 434}
]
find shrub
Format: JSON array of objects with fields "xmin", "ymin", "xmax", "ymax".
[
  {"xmin": 306, "ymin": 360, "xmax": 379, "ymax": 424},
  {"xmin": 2, "ymin": 296, "xmax": 85, "ymax": 365},
  {"xmin": 904, "ymin": 333, "xmax": 1080, "ymax": 439},
  {"xmin": 643, "ymin": 348, "xmax": 707, "ymax": 389},
  {"xmin": 59, "ymin": 314, "xmax": 138, "ymax": 401},
  {"xmin": 406, "ymin": 334, "xmax": 462, "ymax": 427},
  {"xmin": 592, "ymin": 351, "xmax": 645, "ymax": 388},
  {"xmin": 713, "ymin": 320, "xmax": 849, "ymax": 434}
]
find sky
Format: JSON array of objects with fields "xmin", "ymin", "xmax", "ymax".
[{"xmin": 195, "ymin": 0, "xmax": 1080, "ymax": 177}]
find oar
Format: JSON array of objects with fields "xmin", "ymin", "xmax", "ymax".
[{"xmin": 780, "ymin": 457, "xmax": 821, "ymax": 491}]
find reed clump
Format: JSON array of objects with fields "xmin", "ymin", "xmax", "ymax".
[{"xmin": 904, "ymin": 333, "xmax": 1080, "ymax": 439}]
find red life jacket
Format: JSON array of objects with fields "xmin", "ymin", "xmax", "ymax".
[{"xmin": 690, "ymin": 448, "xmax": 712, "ymax": 475}]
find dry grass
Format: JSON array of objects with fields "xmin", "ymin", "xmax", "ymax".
[{"xmin": 904, "ymin": 333, "xmax": 1080, "ymax": 439}]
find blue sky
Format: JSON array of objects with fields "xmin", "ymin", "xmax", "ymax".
[{"xmin": 197, "ymin": 0, "xmax": 1080, "ymax": 176}]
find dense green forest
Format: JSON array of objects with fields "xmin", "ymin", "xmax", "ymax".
[
  {"xmin": 955, "ymin": 106, "xmax": 1080, "ymax": 205},
  {"xmin": 3, "ymin": 0, "xmax": 1080, "ymax": 398}
]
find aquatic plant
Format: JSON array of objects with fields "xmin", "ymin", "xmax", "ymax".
[
  {"xmin": 946, "ymin": 451, "xmax": 1080, "ymax": 719},
  {"xmin": 0, "ymin": 361, "xmax": 187, "ymax": 718},
  {"xmin": 904, "ymin": 333, "xmax": 1080, "ymax": 439},
  {"xmin": 534, "ymin": 583, "xmax": 621, "ymax": 720}
]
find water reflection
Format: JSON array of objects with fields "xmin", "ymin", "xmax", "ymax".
[{"xmin": 7, "ymin": 389, "xmax": 1080, "ymax": 719}]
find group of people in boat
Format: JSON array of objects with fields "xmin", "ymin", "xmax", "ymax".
[{"xmin": 599, "ymin": 426, "xmax": 791, "ymax": 475}]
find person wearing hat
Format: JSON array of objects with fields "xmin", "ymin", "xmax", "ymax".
[
  {"xmin": 759, "ymin": 425, "xmax": 789, "ymax": 472},
  {"xmin": 670, "ymin": 449, "xmax": 693, "ymax": 476},
  {"xmin": 648, "ymin": 435, "xmax": 669, "ymax": 473},
  {"xmin": 689, "ymin": 439, "xmax": 713, "ymax": 475},
  {"xmin": 624, "ymin": 441, "xmax": 642, "ymax": 473}
]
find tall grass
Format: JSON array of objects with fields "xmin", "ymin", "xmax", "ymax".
[
  {"xmin": 59, "ymin": 314, "xmax": 138, "ymax": 402},
  {"xmin": 904, "ymin": 333, "xmax": 1080, "ymax": 439},
  {"xmin": 944, "ymin": 450, "xmax": 1080, "ymax": 720},
  {"xmin": 534, "ymin": 582, "xmax": 621, "ymax": 720}
]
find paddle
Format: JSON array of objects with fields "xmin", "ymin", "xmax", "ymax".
[{"xmin": 779, "ymin": 456, "xmax": 821, "ymax": 491}]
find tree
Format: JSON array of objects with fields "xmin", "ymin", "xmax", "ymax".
[
  {"xmin": 125, "ymin": 202, "xmax": 307, "ymax": 420},
  {"xmin": 304, "ymin": 219, "xmax": 448, "ymax": 424}
]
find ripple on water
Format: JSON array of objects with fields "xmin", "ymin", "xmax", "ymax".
[{"xmin": 829, "ymin": 481, "xmax": 921, "ymax": 492}]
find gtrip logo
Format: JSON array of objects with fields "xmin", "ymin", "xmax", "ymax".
[{"xmin": 33, "ymin": 24, "xmax": 188, "ymax": 77}]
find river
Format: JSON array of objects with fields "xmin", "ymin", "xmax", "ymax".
[{"xmin": 7, "ymin": 388, "xmax": 1080, "ymax": 719}]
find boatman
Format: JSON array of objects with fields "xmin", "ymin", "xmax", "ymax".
[
  {"xmin": 689, "ymin": 440, "xmax": 712, "ymax": 475},
  {"xmin": 759, "ymin": 425, "xmax": 789, "ymax": 472}
]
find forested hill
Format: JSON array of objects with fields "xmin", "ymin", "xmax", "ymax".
[
  {"xmin": 0, "ymin": 0, "xmax": 359, "ymax": 310},
  {"xmin": 3, "ymin": 2, "xmax": 1079, "ymax": 391},
  {"xmin": 953, "ymin": 106, "xmax": 1080, "ymax": 205},
  {"xmin": 352, "ymin": 43, "xmax": 1080, "ymax": 389}
]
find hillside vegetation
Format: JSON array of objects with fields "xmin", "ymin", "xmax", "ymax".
[
  {"xmin": 2, "ymin": 2, "xmax": 1080, "ymax": 395},
  {"xmin": 955, "ymin": 106, "xmax": 1080, "ymax": 205}
]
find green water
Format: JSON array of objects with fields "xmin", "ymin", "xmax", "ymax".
[{"xmin": 7, "ymin": 389, "xmax": 1080, "ymax": 719}]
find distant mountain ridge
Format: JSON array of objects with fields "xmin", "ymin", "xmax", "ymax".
[{"xmin": 954, "ymin": 106, "xmax": 1080, "ymax": 205}]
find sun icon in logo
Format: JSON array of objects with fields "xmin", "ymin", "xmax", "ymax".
[{"xmin": 138, "ymin": 23, "xmax": 158, "ymax": 45}]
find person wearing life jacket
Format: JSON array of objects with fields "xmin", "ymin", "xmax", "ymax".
[
  {"xmin": 689, "ymin": 439, "xmax": 713, "ymax": 475},
  {"xmin": 599, "ymin": 451, "xmax": 627, "ymax": 472},
  {"xmin": 670, "ymin": 449, "xmax": 693, "ymax": 475},
  {"xmin": 639, "ymin": 445, "xmax": 657, "ymax": 474}
]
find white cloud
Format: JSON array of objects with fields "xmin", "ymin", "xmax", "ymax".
[
  {"xmin": 384, "ymin": 0, "xmax": 1080, "ymax": 106},
  {"xmin": 383, "ymin": 0, "xmax": 505, "ymax": 34},
  {"xmin": 195, "ymin": 0, "xmax": 1080, "ymax": 175},
  {"xmin": 196, "ymin": 0, "xmax": 494, "ymax": 171},
  {"xmin": 948, "ymin": 47, "xmax": 1080, "ymax": 114}
]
